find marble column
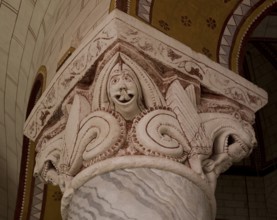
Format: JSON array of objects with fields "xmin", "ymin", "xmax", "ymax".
[
  {"xmin": 24, "ymin": 10, "xmax": 267, "ymax": 220},
  {"xmin": 68, "ymin": 168, "xmax": 213, "ymax": 220}
]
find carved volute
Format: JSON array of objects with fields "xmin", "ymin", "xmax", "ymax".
[{"xmin": 24, "ymin": 10, "xmax": 267, "ymax": 220}]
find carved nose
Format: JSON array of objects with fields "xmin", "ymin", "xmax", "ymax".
[{"xmin": 119, "ymin": 81, "xmax": 127, "ymax": 91}]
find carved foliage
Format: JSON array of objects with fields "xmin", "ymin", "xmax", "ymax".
[
  {"xmin": 131, "ymin": 107, "xmax": 190, "ymax": 162},
  {"xmin": 24, "ymin": 17, "xmax": 267, "ymax": 144},
  {"xmin": 34, "ymin": 132, "xmax": 64, "ymax": 185},
  {"xmin": 81, "ymin": 110, "xmax": 126, "ymax": 167},
  {"xmin": 33, "ymin": 50, "xmax": 259, "ymax": 196}
]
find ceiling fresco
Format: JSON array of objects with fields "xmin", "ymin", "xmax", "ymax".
[{"xmin": 110, "ymin": 0, "xmax": 277, "ymax": 73}]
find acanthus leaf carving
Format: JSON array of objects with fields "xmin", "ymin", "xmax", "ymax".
[
  {"xmin": 30, "ymin": 39, "xmax": 263, "ymax": 219},
  {"xmin": 24, "ymin": 15, "xmax": 267, "ymax": 143},
  {"xmin": 19, "ymin": 12, "xmax": 270, "ymax": 220},
  {"xmin": 34, "ymin": 131, "xmax": 64, "ymax": 186},
  {"xmin": 166, "ymin": 80, "xmax": 212, "ymax": 178},
  {"xmin": 61, "ymin": 94, "xmax": 91, "ymax": 175},
  {"xmin": 33, "ymin": 49, "xmax": 260, "ymax": 194}
]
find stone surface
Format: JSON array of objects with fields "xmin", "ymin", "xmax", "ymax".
[
  {"xmin": 68, "ymin": 168, "xmax": 213, "ymax": 220},
  {"xmin": 24, "ymin": 9, "xmax": 267, "ymax": 142},
  {"xmin": 22, "ymin": 9, "xmax": 267, "ymax": 220}
]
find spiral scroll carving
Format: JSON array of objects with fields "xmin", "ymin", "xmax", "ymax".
[
  {"xmin": 77, "ymin": 109, "xmax": 126, "ymax": 167},
  {"xmin": 131, "ymin": 107, "xmax": 190, "ymax": 162}
]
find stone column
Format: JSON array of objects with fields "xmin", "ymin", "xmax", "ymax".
[{"xmin": 24, "ymin": 10, "xmax": 267, "ymax": 220}]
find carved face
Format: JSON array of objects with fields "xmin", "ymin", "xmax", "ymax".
[
  {"xmin": 109, "ymin": 63, "xmax": 138, "ymax": 105},
  {"xmin": 213, "ymin": 120, "xmax": 257, "ymax": 162},
  {"xmin": 108, "ymin": 62, "xmax": 143, "ymax": 120}
]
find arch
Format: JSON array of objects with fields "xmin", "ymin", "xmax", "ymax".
[
  {"xmin": 14, "ymin": 66, "xmax": 47, "ymax": 220},
  {"xmin": 229, "ymin": 1, "xmax": 277, "ymax": 73}
]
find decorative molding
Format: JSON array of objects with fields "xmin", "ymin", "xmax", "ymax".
[
  {"xmin": 56, "ymin": 47, "xmax": 76, "ymax": 72},
  {"xmin": 15, "ymin": 67, "xmax": 47, "ymax": 220},
  {"xmin": 24, "ymin": 10, "xmax": 267, "ymax": 142},
  {"xmin": 23, "ymin": 9, "xmax": 267, "ymax": 220},
  {"xmin": 137, "ymin": 0, "xmax": 153, "ymax": 22},
  {"xmin": 218, "ymin": 0, "xmax": 261, "ymax": 68},
  {"xmin": 219, "ymin": 0, "xmax": 277, "ymax": 72}
]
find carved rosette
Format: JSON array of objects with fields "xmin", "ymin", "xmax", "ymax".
[{"xmin": 24, "ymin": 11, "xmax": 267, "ymax": 220}]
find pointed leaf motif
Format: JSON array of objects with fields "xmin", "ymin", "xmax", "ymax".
[
  {"xmin": 166, "ymin": 80, "xmax": 208, "ymax": 147},
  {"xmin": 166, "ymin": 80, "xmax": 212, "ymax": 177}
]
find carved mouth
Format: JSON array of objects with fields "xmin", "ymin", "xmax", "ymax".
[
  {"xmin": 224, "ymin": 134, "xmax": 249, "ymax": 152},
  {"xmin": 115, "ymin": 92, "xmax": 134, "ymax": 104},
  {"xmin": 40, "ymin": 160, "xmax": 58, "ymax": 183}
]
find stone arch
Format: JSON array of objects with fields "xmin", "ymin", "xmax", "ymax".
[
  {"xmin": 15, "ymin": 66, "xmax": 47, "ymax": 220},
  {"xmin": 225, "ymin": 1, "xmax": 277, "ymax": 73}
]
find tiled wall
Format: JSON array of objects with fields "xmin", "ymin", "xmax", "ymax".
[
  {"xmin": 252, "ymin": 15, "xmax": 277, "ymax": 39},
  {"xmin": 246, "ymin": 44, "xmax": 277, "ymax": 162},
  {"xmin": 0, "ymin": 0, "xmax": 110, "ymax": 219},
  {"xmin": 216, "ymin": 170, "xmax": 277, "ymax": 220},
  {"xmin": 215, "ymin": 41, "xmax": 277, "ymax": 220}
]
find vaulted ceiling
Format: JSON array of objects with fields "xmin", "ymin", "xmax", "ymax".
[
  {"xmin": 111, "ymin": 0, "xmax": 277, "ymax": 71},
  {"xmin": 0, "ymin": 0, "xmax": 276, "ymax": 219}
]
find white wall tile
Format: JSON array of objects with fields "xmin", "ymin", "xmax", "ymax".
[
  {"xmin": 7, "ymin": 38, "xmax": 24, "ymax": 82},
  {"xmin": 62, "ymin": 0, "xmax": 97, "ymax": 43},
  {"xmin": 268, "ymin": 15, "xmax": 277, "ymax": 27},
  {"xmin": 4, "ymin": 78, "xmax": 17, "ymax": 118},
  {"xmin": 15, "ymin": 106, "xmax": 24, "ymax": 143},
  {"xmin": 5, "ymin": 115, "xmax": 16, "ymax": 154},
  {"xmin": 54, "ymin": 0, "xmax": 68, "ymax": 24},
  {"xmin": 0, "ymin": 124, "xmax": 6, "ymax": 159},
  {"xmin": 13, "ymin": 0, "xmax": 34, "ymax": 44},
  {"xmin": 4, "ymin": 0, "xmax": 21, "ymax": 11},
  {"xmin": 32, "ymin": 25, "xmax": 45, "ymax": 68},
  {"xmin": 0, "ymin": 158, "xmax": 7, "ymax": 190},
  {"xmin": 6, "ymin": 149, "xmax": 18, "ymax": 184},
  {"xmin": 43, "ymin": 0, "xmax": 61, "ymax": 30},
  {"xmin": 42, "ymin": 15, "xmax": 65, "ymax": 64},
  {"xmin": 0, "ymin": 91, "xmax": 4, "ymax": 124},
  {"xmin": 0, "ymin": 188, "xmax": 8, "ymax": 218},
  {"xmin": 68, "ymin": 0, "xmax": 81, "ymax": 16},
  {"xmin": 7, "ymin": 179, "xmax": 17, "ymax": 219},
  {"xmin": 29, "ymin": 0, "xmax": 50, "ymax": 37},
  {"xmin": 24, "ymin": 72, "xmax": 35, "ymax": 105},
  {"xmin": 79, "ymin": 2, "xmax": 109, "ymax": 40},
  {"xmin": 16, "ymin": 71, "xmax": 27, "ymax": 116},
  {"xmin": 0, "ymin": 4, "xmax": 17, "ymax": 51},
  {"xmin": 265, "ymin": 27, "xmax": 277, "ymax": 38},
  {"xmin": 20, "ymin": 31, "xmax": 35, "ymax": 76},
  {"xmin": 16, "ymin": 140, "xmax": 22, "ymax": 173},
  {"xmin": 0, "ymin": 50, "xmax": 8, "ymax": 91},
  {"xmin": 44, "ymin": 40, "xmax": 61, "ymax": 83}
]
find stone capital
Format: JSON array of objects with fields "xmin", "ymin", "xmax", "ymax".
[{"xmin": 24, "ymin": 10, "xmax": 267, "ymax": 220}]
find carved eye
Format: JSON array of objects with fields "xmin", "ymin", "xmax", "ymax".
[
  {"xmin": 124, "ymin": 75, "xmax": 132, "ymax": 82},
  {"xmin": 111, "ymin": 77, "xmax": 119, "ymax": 85}
]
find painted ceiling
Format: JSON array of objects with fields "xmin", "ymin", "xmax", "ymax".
[{"xmin": 111, "ymin": 0, "xmax": 277, "ymax": 72}]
